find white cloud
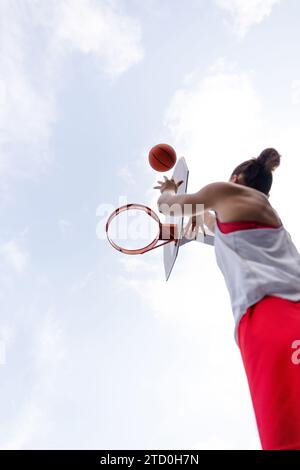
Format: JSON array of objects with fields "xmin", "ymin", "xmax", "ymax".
[
  {"xmin": 0, "ymin": 240, "xmax": 29, "ymax": 274},
  {"xmin": 0, "ymin": 341, "xmax": 5, "ymax": 365},
  {"xmin": 54, "ymin": 0, "xmax": 144, "ymax": 79},
  {"xmin": 215, "ymin": 0, "xmax": 281, "ymax": 38},
  {"xmin": 118, "ymin": 256, "xmax": 161, "ymax": 275},
  {"xmin": 0, "ymin": 1, "xmax": 57, "ymax": 191},
  {"xmin": 71, "ymin": 271, "xmax": 95, "ymax": 292},
  {"xmin": 118, "ymin": 166, "xmax": 136, "ymax": 185},
  {"xmin": 0, "ymin": 311, "xmax": 65, "ymax": 449},
  {"xmin": 0, "ymin": 324, "xmax": 14, "ymax": 365},
  {"xmin": 35, "ymin": 311, "xmax": 65, "ymax": 375},
  {"xmin": 291, "ymin": 80, "xmax": 300, "ymax": 105},
  {"xmin": 0, "ymin": 0, "xmax": 144, "ymax": 194},
  {"xmin": 1, "ymin": 402, "xmax": 45, "ymax": 450},
  {"xmin": 163, "ymin": 62, "xmax": 265, "ymax": 186},
  {"xmin": 59, "ymin": 218, "xmax": 72, "ymax": 236}
]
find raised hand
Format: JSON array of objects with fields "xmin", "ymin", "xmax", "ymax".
[{"xmin": 153, "ymin": 176, "xmax": 183, "ymax": 194}]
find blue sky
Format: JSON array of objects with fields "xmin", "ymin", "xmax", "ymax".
[{"xmin": 1, "ymin": 0, "xmax": 300, "ymax": 449}]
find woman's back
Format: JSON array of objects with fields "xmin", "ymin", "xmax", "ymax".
[{"xmin": 214, "ymin": 183, "xmax": 282, "ymax": 227}]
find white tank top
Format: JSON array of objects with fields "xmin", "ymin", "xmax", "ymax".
[{"xmin": 214, "ymin": 218, "xmax": 300, "ymax": 344}]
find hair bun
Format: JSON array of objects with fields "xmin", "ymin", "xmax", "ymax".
[{"xmin": 256, "ymin": 148, "xmax": 281, "ymax": 172}]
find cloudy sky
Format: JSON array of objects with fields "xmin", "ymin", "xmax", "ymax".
[{"xmin": 1, "ymin": 0, "xmax": 300, "ymax": 450}]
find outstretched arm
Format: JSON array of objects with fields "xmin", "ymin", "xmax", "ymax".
[{"xmin": 155, "ymin": 180, "xmax": 236, "ymax": 217}]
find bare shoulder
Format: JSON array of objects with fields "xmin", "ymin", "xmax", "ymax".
[
  {"xmin": 196, "ymin": 181, "xmax": 242, "ymax": 208},
  {"xmin": 201, "ymin": 181, "xmax": 242, "ymax": 194}
]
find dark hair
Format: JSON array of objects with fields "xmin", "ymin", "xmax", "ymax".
[{"xmin": 230, "ymin": 148, "xmax": 281, "ymax": 195}]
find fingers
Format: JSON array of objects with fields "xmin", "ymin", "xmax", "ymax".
[
  {"xmin": 153, "ymin": 180, "xmax": 164, "ymax": 190},
  {"xmin": 153, "ymin": 176, "xmax": 182, "ymax": 191}
]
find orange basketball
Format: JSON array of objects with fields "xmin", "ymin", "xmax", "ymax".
[{"xmin": 148, "ymin": 144, "xmax": 177, "ymax": 172}]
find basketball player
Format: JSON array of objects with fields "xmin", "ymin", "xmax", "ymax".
[{"xmin": 154, "ymin": 148, "xmax": 300, "ymax": 450}]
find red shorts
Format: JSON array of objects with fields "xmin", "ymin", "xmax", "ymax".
[{"xmin": 238, "ymin": 295, "xmax": 300, "ymax": 450}]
